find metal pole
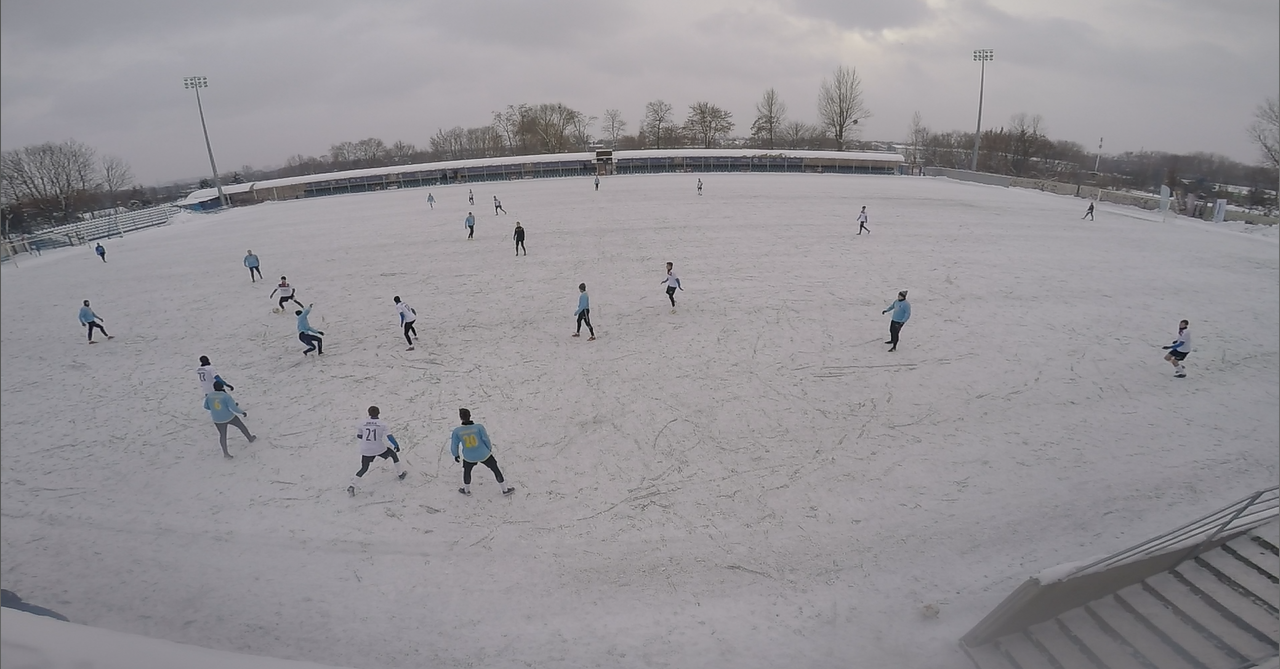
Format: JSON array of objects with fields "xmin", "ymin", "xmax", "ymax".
[
  {"xmin": 1094, "ymin": 137, "xmax": 1103, "ymax": 173},
  {"xmin": 193, "ymin": 86, "xmax": 229, "ymax": 208},
  {"xmin": 971, "ymin": 58, "xmax": 985, "ymax": 172}
]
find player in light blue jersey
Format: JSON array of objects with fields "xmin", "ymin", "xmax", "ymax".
[
  {"xmin": 450, "ymin": 408, "xmax": 514, "ymax": 496},
  {"xmin": 882, "ymin": 290, "xmax": 911, "ymax": 352},
  {"xmin": 203, "ymin": 381, "xmax": 256, "ymax": 458},
  {"xmin": 296, "ymin": 304, "xmax": 325, "ymax": 355},
  {"xmin": 78, "ymin": 300, "xmax": 112, "ymax": 343},
  {"xmin": 465, "ymin": 212, "xmax": 476, "ymax": 239},
  {"xmin": 573, "ymin": 283, "xmax": 595, "ymax": 340}
]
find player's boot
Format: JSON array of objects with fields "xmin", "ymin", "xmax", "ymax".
[
  {"xmin": 503, "ymin": 486, "xmax": 516, "ymax": 496},
  {"xmin": 458, "ymin": 487, "xmax": 471, "ymax": 496},
  {"xmin": 347, "ymin": 485, "xmax": 356, "ymax": 496},
  {"xmin": 398, "ymin": 471, "xmax": 408, "ymax": 480}
]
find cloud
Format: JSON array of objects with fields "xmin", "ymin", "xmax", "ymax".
[{"xmin": 1, "ymin": 0, "xmax": 1275, "ymax": 183}]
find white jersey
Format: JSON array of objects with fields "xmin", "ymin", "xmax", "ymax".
[
  {"xmin": 1171, "ymin": 328, "xmax": 1191, "ymax": 353},
  {"xmin": 356, "ymin": 418, "xmax": 392, "ymax": 456},
  {"xmin": 396, "ymin": 302, "xmax": 417, "ymax": 324},
  {"xmin": 197, "ymin": 365, "xmax": 219, "ymax": 395},
  {"xmin": 665, "ymin": 272, "xmax": 681, "ymax": 289},
  {"xmin": 857, "ymin": 211, "xmax": 868, "ymax": 223},
  {"xmin": 276, "ymin": 283, "xmax": 295, "ymax": 297}
]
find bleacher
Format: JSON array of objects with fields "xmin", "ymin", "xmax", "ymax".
[{"xmin": 12, "ymin": 205, "xmax": 180, "ymax": 254}]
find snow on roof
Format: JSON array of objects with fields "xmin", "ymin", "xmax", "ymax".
[{"xmin": 180, "ymin": 148, "xmax": 905, "ymax": 205}]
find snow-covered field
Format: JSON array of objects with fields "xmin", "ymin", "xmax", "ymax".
[{"xmin": 2, "ymin": 173, "xmax": 1277, "ymax": 669}]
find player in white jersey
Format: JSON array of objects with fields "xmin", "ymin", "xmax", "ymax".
[
  {"xmin": 857, "ymin": 206, "xmax": 870, "ymax": 235},
  {"xmin": 660, "ymin": 262, "xmax": 683, "ymax": 312},
  {"xmin": 269, "ymin": 276, "xmax": 304, "ymax": 312},
  {"xmin": 349, "ymin": 406, "xmax": 406, "ymax": 495},
  {"xmin": 196, "ymin": 355, "xmax": 235, "ymax": 395},
  {"xmin": 393, "ymin": 296, "xmax": 418, "ymax": 349}
]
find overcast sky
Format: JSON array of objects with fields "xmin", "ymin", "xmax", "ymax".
[{"xmin": 2, "ymin": 0, "xmax": 1277, "ymax": 185}]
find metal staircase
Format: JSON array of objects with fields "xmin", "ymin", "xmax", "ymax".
[{"xmin": 963, "ymin": 488, "xmax": 1279, "ymax": 669}]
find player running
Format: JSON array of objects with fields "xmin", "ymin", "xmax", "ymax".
[
  {"xmin": 270, "ymin": 277, "xmax": 304, "ymax": 312},
  {"xmin": 197, "ymin": 355, "xmax": 235, "ymax": 395},
  {"xmin": 203, "ymin": 381, "xmax": 256, "ymax": 458},
  {"xmin": 78, "ymin": 300, "xmax": 113, "ymax": 343},
  {"xmin": 1162, "ymin": 320, "xmax": 1191, "ymax": 378},
  {"xmin": 494, "ymin": 196, "xmax": 507, "ymax": 215},
  {"xmin": 857, "ymin": 206, "xmax": 870, "ymax": 235},
  {"xmin": 296, "ymin": 303, "xmax": 325, "ymax": 355},
  {"xmin": 394, "ymin": 296, "xmax": 418, "ymax": 350},
  {"xmin": 348, "ymin": 405, "xmax": 406, "ymax": 496},
  {"xmin": 573, "ymin": 283, "xmax": 595, "ymax": 340},
  {"xmin": 451, "ymin": 408, "xmax": 514, "ymax": 496},
  {"xmin": 660, "ymin": 262, "xmax": 682, "ymax": 312}
]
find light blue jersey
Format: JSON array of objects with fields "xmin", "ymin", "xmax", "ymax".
[
  {"xmin": 203, "ymin": 390, "xmax": 244, "ymax": 423},
  {"xmin": 465, "ymin": 214, "xmax": 475, "ymax": 228},
  {"xmin": 576, "ymin": 292, "xmax": 590, "ymax": 315},
  {"xmin": 244, "ymin": 254, "xmax": 259, "ymax": 268},
  {"xmin": 78, "ymin": 306, "xmax": 98, "ymax": 324},
  {"xmin": 886, "ymin": 299, "xmax": 911, "ymax": 323},
  {"xmin": 296, "ymin": 306, "xmax": 319, "ymax": 334},
  {"xmin": 450, "ymin": 423, "xmax": 493, "ymax": 463}
]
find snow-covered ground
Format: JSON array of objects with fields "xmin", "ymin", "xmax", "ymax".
[{"xmin": 2, "ymin": 173, "xmax": 1277, "ymax": 669}]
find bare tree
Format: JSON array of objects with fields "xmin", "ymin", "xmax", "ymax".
[
  {"xmin": 492, "ymin": 104, "xmax": 531, "ymax": 155},
  {"xmin": 352, "ymin": 138, "xmax": 388, "ymax": 166},
  {"xmin": 100, "ymin": 155, "xmax": 135, "ymax": 192},
  {"xmin": 329, "ymin": 141, "xmax": 357, "ymax": 165},
  {"xmin": 1248, "ymin": 98, "xmax": 1279, "ymax": 171},
  {"xmin": 642, "ymin": 100, "xmax": 675, "ymax": 149},
  {"xmin": 751, "ymin": 88, "xmax": 788, "ymax": 149},
  {"xmin": 817, "ymin": 65, "xmax": 871, "ymax": 150},
  {"xmin": 0, "ymin": 140, "xmax": 100, "ymax": 223},
  {"xmin": 570, "ymin": 111, "xmax": 598, "ymax": 150},
  {"xmin": 777, "ymin": 121, "xmax": 823, "ymax": 149},
  {"xmin": 602, "ymin": 109, "xmax": 627, "ymax": 148},
  {"xmin": 684, "ymin": 102, "xmax": 734, "ymax": 149},
  {"xmin": 907, "ymin": 111, "xmax": 929, "ymax": 167},
  {"xmin": 389, "ymin": 141, "xmax": 417, "ymax": 163},
  {"xmin": 526, "ymin": 103, "xmax": 582, "ymax": 153}
]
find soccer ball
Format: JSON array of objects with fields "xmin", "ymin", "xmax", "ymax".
[{"xmin": 272, "ymin": 307, "xmax": 282, "ymax": 314}]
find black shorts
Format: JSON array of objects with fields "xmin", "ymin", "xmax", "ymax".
[{"xmin": 1168, "ymin": 350, "xmax": 1187, "ymax": 361}]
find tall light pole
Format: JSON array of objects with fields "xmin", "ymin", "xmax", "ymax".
[
  {"xmin": 182, "ymin": 76, "xmax": 229, "ymax": 208},
  {"xmin": 1094, "ymin": 137, "xmax": 1103, "ymax": 173},
  {"xmin": 971, "ymin": 49, "xmax": 994, "ymax": 172}
]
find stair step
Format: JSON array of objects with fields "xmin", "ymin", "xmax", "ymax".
[
  {"xmin": 1086, "ymin": 595, "xmax": 1205, "ymax": 669},
  {"xmin": 1058, "ymin": 606, "xmax": 1158, "ymax": 669},
  {"xmin": 1176, "ymin": 561, "xmax": 1279, "ymax": 642},
  {"xmin": 963, "ymin": 639, "xmax": 1023, "ymax": 669},
  {"xmin": 1198, "ymin": 550, "xmax": 1280, "ymax": 607},
  {"xmin": 1226, "ymin": 533, "xmax": 1280, "ymax": 582},
  {"xmin": 1123, "ymin": 582, "xmax": 1250, "ymax": 669},
  {"xmin": 1146, "ymin": 571, "xmax": 1277, "ymax": 659},
  {"xmin": 1022, "ymin": 618, "xmax": 1103, "ymax": 669},
  {"xmin": 996, "ymin": 631, "xmax": 1062, "ymax": 669}
]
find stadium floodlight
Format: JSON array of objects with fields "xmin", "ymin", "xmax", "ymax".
[
  {"xmin": 971, "ymin": 49, "xmax": 994, "ymax": 172},
  {"xmin": 182, "ymin": 76, "xmax": 229, "ymax": 208}
]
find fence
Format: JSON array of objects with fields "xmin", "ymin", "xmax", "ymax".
[{"xmin": 11, "ymin": 205, "xmax": 180, "ymax": 255}]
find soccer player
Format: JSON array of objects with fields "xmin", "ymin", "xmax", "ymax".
[
  {"xmin": 451, "ymin": 408, "xmax": 514, "ymax": 496},
  {"xmin": 244, "ymin": 250, "xmax": 263, "ymax": 282},
  {"xmin": 573, "ymin": 283, "xmax": 595, "ymax": 340},
  {"xmin": 594, "ymin": 175, "xmax": 600, "ymax": 191},
  {"xmin": 513, "ymin": 222, "xmax": 526, "ymax": 256},
  {"xmin": 95, "ymin": 243, "xmax": 107, "ymax": 262},
  {"xmin": 348, "ymin": 405, "xmax": 406, "ymax": 496},
  {"xmin": 394, "ymin": 296, "xmax": 417, "ymax": 350},
  {"xmin": 1162, "ymin": 320, "xmax": 1191, "ymax": 378},
  {"xmin": 494, "ymin": 196, "xmax": 507, "ymax": 215},
  {"xmin": 78, "ymin": 300, "xmax": 112, "ymax": 343},
  {"xmin": 465, "ymin": 212, "xmax": 476, "ymax": 239},
  {"xmin": 427, "ymin": 193, "xmax": 435, "ymax": 209},
  {"xmin": 203, "ymin": 381, "xmax": 256, "ymax": 459},
  {"xmin": 468, "ymin": 189, "xmax": 475, "ymax": 205},
  {"xmin": 857, "ymin": 206, "xmax": 870, "ymax": 235},
  {"xmin": 697, "ymin": 178, "xmax": 703, "ymax": 196},
  {"xmin": 1082, "ymin": 202, "xmax": 1095, "ymax": 220},
  {"xmin": 270, "ymin": 277, "xmax": 304, "ymax": 312},
  {"xmin": 882, "ymin": 290, "xmax": 911, "ymax": 352},
  {"xmin": 296, "ymin": 303, "xmax": 325, "ymax": 355},
  {"xmin": 196, "ymin": 355, "xmax": 235, "ymax": 395},
  {"xmin": 660, "ymin": 262, "xmax": 682, "ymax": 312}
]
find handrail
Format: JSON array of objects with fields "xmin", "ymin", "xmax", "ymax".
[{"xmin": 1064, "ymin": 485, "xmax": 1279, "ymax": 579}]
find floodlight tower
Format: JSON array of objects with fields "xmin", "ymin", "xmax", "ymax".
[
  {"xmin": 182, "ymin": 76, "xmax": 229, "ymax": 208},
  {"xmin": 971, "ymin": 49, "xmax": 994, "ymax": 172}
]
